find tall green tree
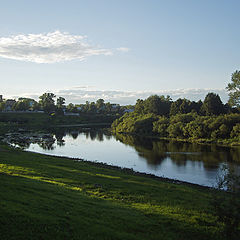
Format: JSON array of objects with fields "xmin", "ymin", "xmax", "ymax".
[
  {"xmin": 67, "ymin": 103, "xmax": 77, "ymax": 112},
  {"xmin": 56, "ymin": 97, "xmax": 65, "ymax": 108},
  {"xmin": 135, "ymin": 99, "xmax": 144, "ymax": 114},
  {"xmin": 13, "ymin": 101, "xmax": 29, "ymax": 111},
  {"xmin": 226, "ymin": 70, "xmax": 240, "ymax": 108},
  {"xmin": 140, "ymin": 95, "xmax": 172, "ymax": 116},
  {"xmin": 105, "ymin": 102, "xmax": 112, "ymax": 113},
  {"xmin": 89, "ymin": 102, "xmax": 97, "ymax": 113},
  {"xmin": 84, "ymin": 101, "xmax": 90, "ymax": 112},
  {"xmin": 13, "ymin": 98, "xmax": 36, "ymax": 111},
  {"xmin": 170, "ymin": 98, "xmax": 192, "ymax": 115},
  {"xmin": 201, "ymin": 93, "xmax": 224, "ymax": 115},
  {"xmin": 96, "ymin": 99, "xmax": 105, "ymax": 113},
  {"xmin": 0, "ymin": 101, "xmax": 6, "ymax": 111},
  {"xmin": 39, "ymin": 93, "xmax": 56, "ymax": 113},
  {"xmin": 55, "ymin": 97, "xmax": 65, "ymax": 115}
]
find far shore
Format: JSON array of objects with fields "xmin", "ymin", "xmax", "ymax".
[{"xmin": 54, "ymin": 123, "xmax": 111, "ymax": 127}]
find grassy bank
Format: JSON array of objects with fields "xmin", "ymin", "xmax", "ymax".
[{"xmin": 0, "ymin": 144, "xmax": 227, "ymax": 240}]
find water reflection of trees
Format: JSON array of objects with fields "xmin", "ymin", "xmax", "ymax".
[
  {"xmin": 115, "ymin": 134, "xmax": 168, "ymax": 166},
  {"xmin": 7, "ymin": 133, "xmax": 56, "ymax": 150},
  {"xmin": 115, "ymin": 133, "xmax": 240, "ymax": 170},
  {"xmin": 56, "ymin": 139, "xmax": 65, "ymax": 147},
  {"xmin": 12, "ymin": 140, "xmax": 31, "ymax": 149},
  {"xmin": 8, "ymin": 127, "xmax": 112, "ymax": 151},
  {"xmin": 51, "ymin": 127, "xmax": 110, "ymax": 142},
  {"xmin": 38, "ymin": 139, "xmax": 56, "ymax": 150},
  {"xmin": 54, "ymin": 130, "xmax": 66, "ymax": 147},
  {"xmin": 82, "ymin": 130, "xmax": 104, "ymax": 141}
]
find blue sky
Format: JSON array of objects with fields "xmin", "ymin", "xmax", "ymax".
[{"xmin": 0, "ymin": 0, "xmax": 239, "ymax": 104}]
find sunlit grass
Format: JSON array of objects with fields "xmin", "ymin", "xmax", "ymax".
[
  {"xmin": 96, "ymin": 173, "xmax": 121, "ymax": 179},
  {"xmin": 0, "ymin": 144, "xmax": 224, "ymax": 239}
]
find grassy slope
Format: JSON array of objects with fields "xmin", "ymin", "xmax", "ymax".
[{"xmin": 0, "ymin": 145, "xmax": 224, "ymax": 240}]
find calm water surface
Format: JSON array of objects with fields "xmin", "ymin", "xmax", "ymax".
[{"xmin": 19, "ymin": 129, "xmax": 240, "ymax": 187}]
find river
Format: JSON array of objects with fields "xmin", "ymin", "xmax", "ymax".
[{"xmin": 10, "ymin": 128, "xmax": 240, "ymax": 187}]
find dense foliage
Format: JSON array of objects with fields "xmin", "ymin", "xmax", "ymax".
[
  {"xmin": 112, "ymin": 92, "xmax": 240, "ymax": 144},
  {"xmin": 227, "ymin": 70, "xmax": 240, "ymax": 108},
  {"xmin": 211, "ymin": 165, "xmax": 240, "ymax": 239},
  {"xmin": 111, "ymin": 70, "xmax": 240, "ymax": 144},
  {"xmin": 113, "ymin": 112, "xmax": 240, "ymax": 141}
]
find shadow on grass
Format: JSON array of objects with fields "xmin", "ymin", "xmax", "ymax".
[{"xmin": 0, "ymin": 146, "xmax": 223, "ymax": 240}]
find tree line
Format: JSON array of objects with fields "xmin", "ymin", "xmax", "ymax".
[
  {"xmin": 112, "ymin": 71, "xmax": 240, "ymax": 144},
  {"xmin": 0, "ymin": 93, "xmax": 133, "ymax": 115}
]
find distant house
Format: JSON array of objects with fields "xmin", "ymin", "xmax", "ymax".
[
  {"xmin": 110, "ymin": 104, "xmax": 120, "ymax": 112},
  {"xmin": 63, "ymin": 109, "xmax": 79, "ymax": 116},
  {"xmin": 29, "ymin": 100, "xmax": 35, "ymax": 107},
  {"xmin": 18, "ymin": 98, "xmax": 36, "ymax": 109},
  {"xmin": 5, "ymin": 99, "xmax": 16, "ymax": 111},
  {"xmin": 111, "ymin": 104, "xmax": 119, "ymax": 109}
]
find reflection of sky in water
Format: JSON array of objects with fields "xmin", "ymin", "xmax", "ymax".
[{"xmin": 26, "ymin": 132, "xmax": 240, "ymax": 187}]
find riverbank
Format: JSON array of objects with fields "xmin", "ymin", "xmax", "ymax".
[
  {"xmin": 0, "ymin": 144, "xmax": 226, "ymax": 240},
  {"xmin": 113, "ymin": 131, "xmax": 240, "ymax": 148},
  {"xmin": 0, "ymin": 112, "xmax": 116, "ymax": 134},
  {"xmin": 55, "ymin": 123, "xmax": 111, "ymax": 127},
  {"xmin": 111, "ymin": 112, "xmax": 240, "ymax": 148}
]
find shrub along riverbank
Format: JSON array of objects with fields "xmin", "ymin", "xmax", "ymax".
[
  {"xmin": 0, "ymin": 144, "xmax": 230, "ymax": 240},
  {"xmin": 112, "ymin": 112, "xmax": 240, "ymax": 146}
]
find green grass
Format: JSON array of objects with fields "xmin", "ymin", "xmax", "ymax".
[{"xmin": 0, "ymin": 144, "xmax": 224, "ymax": 240}]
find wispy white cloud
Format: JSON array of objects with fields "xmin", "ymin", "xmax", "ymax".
[
  {"xmin": 116, "ymin": 47, "xmax": 130, "ymax": 52},
  {"xmin": 12, "ymin": 87, "xmax": 228, "ymax": 105},
  {"xmin": 0, "ymin": 31, "xmax": 113, "ymax": 63}
]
